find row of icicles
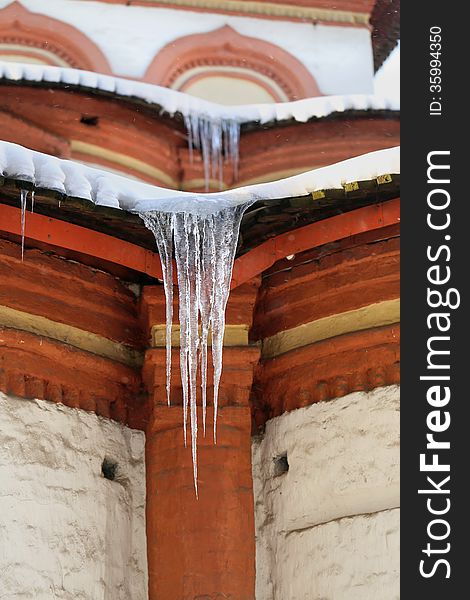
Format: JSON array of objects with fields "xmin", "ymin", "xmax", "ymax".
[
  {"xmin": 184, "ymin": 115, "xmax": 240, "ymax": 191},
  {"xmin": 17, "ymin": 116, "xmax": 246, "ymax": 495}
]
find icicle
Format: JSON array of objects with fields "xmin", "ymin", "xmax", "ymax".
[
  {"xmin": 139, "ymin": 201, "xmax": 251, "ymax": 494},
  {"xmin": 184, "ymin": 115, "xmax": 193, "ymax": 164},
  {"xmin": 198, "ymin": 216, "xmax": 216, "ymax": 436},
  {"xmin": 139, "ymin": 213, "xmax": 174, "ymax": 406},
  {"xmin": 31, "ymin": 190, "xmax": 35, "ymax": 213},
  {"xmin": 20, "ymin": 189, "xmax": 28, "ymax": 261},
  {"xmin": 184, "ymin": 116, "xmax": 241, "ymax": 191}
]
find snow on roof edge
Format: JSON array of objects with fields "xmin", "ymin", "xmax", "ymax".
[
  {"xmin": 0, "ymin": 140, "xmax": 400, "ymax": 215},
  {"xmin": 0, "ymin": 61, "xmax": 400, "ymax": 126}
]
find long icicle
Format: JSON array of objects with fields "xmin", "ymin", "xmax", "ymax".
[
  {"xmin": 140, "ymin": 213, "xmax": 174, "ymax": 405},
  {"xmin": 199, "ymin": 215, "xmax": 216, "ymax": 435},
  {"xmin": 139, "ymin": 202, "xmax": 252, "ymax": 493},
  {"xmin": 20, "ymin": 189, "xmax": 28, "ymax": 261},
  {"xmin": 210, "ymin": 204, "xmax": 246, "ymax": 442}
]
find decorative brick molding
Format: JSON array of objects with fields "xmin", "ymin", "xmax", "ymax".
[
  {"xmin": 0, "ymin": 238, "xmax": 145, "ymax": 427},
  {"xmin": 140, "ymin": 278, "xmax": 261, "ymax": 340},
  {"xmin": 0, "ymin": 239, "xmax": 143, "ymax": 349},
  {"xmin": 0, "ymin": 328, "xmax": 142, "ymax": 426},
  {"xmin": 235, "ymin": 118, "xmax": 401, "ymax": 187},
  {"xmin": 0, "ymin": 2, "xmax": 112, "ymax": 72},
  {"xmin": 0, "ymin": 86, "xmax": 183, "ymax": 184},
  {"xmin": 252, "ymin": 324, "xmax": 400, "ymax": 429},
  {"xmin": 0, "ymin": 109, "xmax": 70, "ymax": 158},
  {"xmin": 141, "ymin": 279, "xmax": 261, "ymax": 411},
  {"xmin": 261, "ymin": 298, "xmax": 400, "ymax": 358},
  {"xmin": 250, "ymin": 226, "xmax": 400, "ymax": 428},
  {"xmin": 253, "ymin": 235, "xmax": 400, "ymax": 339},
  {"xmin": 145, "ymin": 25, "xmax": 320, "ymax": 100}
]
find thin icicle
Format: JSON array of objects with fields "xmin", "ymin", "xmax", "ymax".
[
  {"xmin": 173, "ymin": 212, "xmax": 201, "ymax": 495},
  {"xmin": 198, "ymin": 216, "xmax": 216, "ymax": 436},
  {"xmin": 209, "ymin": 205, "xmax": 246, "ymax": 442},
  {"xmin": 139, "ymin": 213, "xmax": 174, "ymax": 406},
  {"xmin": 184, "ymin": 116, "xmax": 241, "ymax": 191},
  {"xmin": 31, "ymin": 191, "xmax": 35, "ymax": 213},
  {"xmin": 139, "ymin": 201, "xmax": 251, "ymax": 493},
  {"xmin": 20, "ymin": 189, "xmax": 28, "ymax": 261}
]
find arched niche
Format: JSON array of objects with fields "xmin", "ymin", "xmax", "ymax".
[
  {"xmin": 0, "ymin": 2, "xmax": 111, "ymax": 72},
  {"xmin": 145, "ymin": 25, "xmax": 320, "ymax": 104}
]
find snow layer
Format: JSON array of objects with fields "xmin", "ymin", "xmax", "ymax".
[
  {"xmin": 0, "ymin": 61, "xmax": 398, "ymax": 125},
  {"xmin": 0, "ymin": 140, "xmax": 400, "ymax": 215},
  {"xmin": 0, "ymin": 0, "xmax": 374, "ymax": 94}
]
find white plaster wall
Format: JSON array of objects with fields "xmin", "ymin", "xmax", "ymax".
[
  {"xmin": 0, "ymin": 0, "xmax": 374, "ymax": 94},
  {"xmin": 252, "ymin": 385, "xmax": 400, "ymax": 600},
  {"xmin": 0, "ymin": 392, "xmax": 148, "ymax": 600}
]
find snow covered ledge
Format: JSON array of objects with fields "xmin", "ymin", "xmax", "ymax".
[
  {"xmin": 0, "ymin": 140, "xmax": 400, "ymax": 214},
  {"xmin": 0, "ymin": 392, "xmax": 148, "ymax": 599},
  {"xmin": 252, "ymin": 385, "xmax": 400, "ymax": 600},
  {"xmin": 0, "ymin": 62, "xmax": 399, "ymax": 126}
]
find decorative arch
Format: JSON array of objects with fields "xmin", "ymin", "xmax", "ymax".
[
  {"xmin": 0, "ymin": 2, "xmax": 112, "ymax": 72},
  {"xmin": 145, "ymin": 26, "xmax": 320, "ymax": 102}
]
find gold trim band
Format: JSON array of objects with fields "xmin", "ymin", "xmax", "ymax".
[
  {"xmin": 138, "ymin": 0, "xmax": 370, "ymax": 25},
  {"xmin": 0, "ymin": 305, "xmax": 143, "ymax": 368},
  {"xmin": 71, "ymin": 140, "xmax": 178, "ymax": 187},
  {"xmin": 261, "ymin": 298, "xmax": 400, "ymax": 358},
  {"xmin": 151, "ymin": 323, "xmax": 250, "ymax": 347}
]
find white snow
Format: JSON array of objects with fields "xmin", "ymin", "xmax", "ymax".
[
  {"xmin": 0, "ymin": 140, "xmax": 400, "ymax": 215},
  {"xmin": 375, "ymin": 42, "xmax": 400, "ymax": 106},
  {"xmin": 0, "ymin": 61, "xmax": 399, "ymax": 125},
  {"xmin": 0, "ymin": 0, "xmax": 374, "ymax": 94}
]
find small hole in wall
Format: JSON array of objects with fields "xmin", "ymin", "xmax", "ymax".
[
  {"xmin": 80, "ymin": 115, "xmax": 99, "ymax": 126},
  {"xmin": 273, "ymin": 453, "xmax": 289, "ymax": 476},
  {"xmin": 102, "ymin": 457, "xmax": 118, "ymax": 481}
]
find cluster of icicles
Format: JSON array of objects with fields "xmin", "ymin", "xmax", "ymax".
[
  {"xmin": 140, "ymin": 203, "xmax": 252, "ymax": 495},
  {"xmin": 184, "ymin": 115, "xmax": 240, "ymax": 190}
]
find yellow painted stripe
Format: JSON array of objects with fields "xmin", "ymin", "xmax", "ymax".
[
  {"xmin": 262, "ymin": 298, "xmax": 400, "ymax": 358},
  {"xmin": 0, "ymin": 305, "xmax": 143, "ymax": 368},
  {"xmin": 71, "ymin": 140, "xmax": 178, "ymax": 187},
  {"xmin": 151, "ymin": 323, "xmax": 250, "ymax": 347},
  {"xmin": 235, "ymin": 166, "xmax": 321, "ymax": 188},
  {"xmin": 138, "ymin": 0, "xmax": 370, "ymax": 25},
  {"xmin": 181, "ymin": 178, "xmax": 229, "ymax": 191}
]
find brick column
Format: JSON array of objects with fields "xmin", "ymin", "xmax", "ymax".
[{"xmin": 141, "ymin": 280, "xmax": 260, "ymax": 599}]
